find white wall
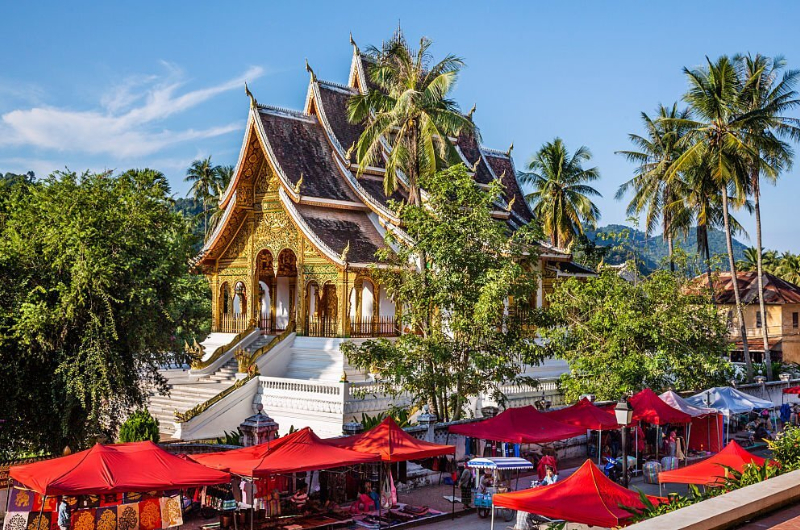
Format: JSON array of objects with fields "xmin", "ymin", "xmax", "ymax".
[
  {"xmin": 276, "ymin": 277, "xmax": 290, "ymax": 328},
  {"xmin": 308, "ymin": 283, "xmax": 317, "ymax": 316},
  {"xmin": 361, "ymin": 281, "xmax": 374, "ymax": 320},
  {"xmin": 379, "ymin": 287, "xmax": 395, "ymax": 318}
]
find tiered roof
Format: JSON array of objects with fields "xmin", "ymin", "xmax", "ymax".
[
  {"xmin": 691, "ymin": 271, "xmax": 800, "ymax": 305},
  {"xmin": 196, "ymin": 40, "xmax": 569, "ymax": 270}
]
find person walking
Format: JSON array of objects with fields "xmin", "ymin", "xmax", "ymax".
[
  {"xmin": 57, "ymin": 497, "xmax": 71, "ymax": 530},
  {"xmin": 458, "ymin": 462, "xmax": 472, "ymax": 509}
]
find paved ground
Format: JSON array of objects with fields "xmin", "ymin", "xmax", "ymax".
[{"xmin": 737, "ymin": 504, "xmax": 800, "ymax": 529}]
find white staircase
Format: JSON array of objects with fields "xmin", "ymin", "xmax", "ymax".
[{"xmin": 283, "ymin": 337, "xmax": 367, "ymax": 381}]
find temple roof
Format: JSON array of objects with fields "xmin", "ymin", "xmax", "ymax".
[
  {"xmin": 294, "ymin": 203, "xmax": 388, "ymax": 265},
  {"xmin": 690, "ymin": 272, "xmax": 800, "ymax": 305},
  {"xmin": 483, "ymin": 150, "xmax": 534, "ymax": 224}
]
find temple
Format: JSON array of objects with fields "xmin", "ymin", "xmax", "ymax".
[{"xmin": 148, "ymin": 40, "xmax": 594, "ymax": 440}]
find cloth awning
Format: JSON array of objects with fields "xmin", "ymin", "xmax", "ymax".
[
  {"xmin": 191, "ymin": 427, "xmax": 380, "ymax": 476},
  {"xmin": 658, "ymin": 441, "xmax": 766, "ymax": 485},
  {"xmin": 492, "ymin": 460, "xmax": 665, "ymax": 527},
  {"xmin": 326, "ymin": 417, "xmax": 454, "ymax": 462},
  {"xmin": 545, "ymin": 398, "xmax": 619, "ymax": 430},
  {"xmin": 630, "ymin": 388, "xmax": 692, "ymax": 425},
  {"xmin": 687, "ymin": 387, "xmax": 775, "ymax": 416},
  {"xmin": 466, "ymin": 457, "xmax": 534, "ymax": 471},
  {"xmin": 659, "ymin": 390, "xmax": 718, "ymax": 417},
  {"xmin": 10, "ymin": 441, "xmax": 231, "ymax": 496},
  {"xmin": 448, "ymin": 406, "xmax": 585, "ymax": 444}
]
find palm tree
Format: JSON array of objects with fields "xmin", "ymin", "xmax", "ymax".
[
  {"xmin": 522, "ymin": 138, "xmax": 601, "ymax": 249},
  {"xmin": 215, "ymin": 165, "xmax": 235, "ymax": 196},
  {"xmin": 735, "ymin": 54, "xmax": 800, "ymax": 380},
  {"xmin": 347, "ymin": 33, "xmax": 474, "ymax": 206},
  {"xmin": 616, "ymin": 104, "xmax": 692, "ymax": 271},
  {"xmin": 185, "ymin": 156, "xmax": 220, "ymax": 238},
  {"xmin": 667, "ymin": 56, "xmax": 785, "ymax": 381},
  {"xmin": 776, "ymin": 253, "xmax": 800, "ymax": 285}
]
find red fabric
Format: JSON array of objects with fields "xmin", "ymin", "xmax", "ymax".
[
  {"xmin": 137, "ymin": 498, "xmax": 161, "ymax": 530},
  {"xmin": 546, "ymin": 398, "xmax": 619, "ymax": 431},
  {"xmin": 658, "ymin": 441, "xmax": 766, "ymax": 485},
  {"xmin": 630, "ymin": 389, "xmax": 692, "ymax": 425},
  {"xmin": 536, "ymin": 455, "xmax": 557, "ymax": 481},
  {"xmin": 783, "ymin": 386, "xmax": 800, "ymax": 395},
  {"xmin": 493, "ymin": 460, "xmax": 665, "ymax": 527},
  {"xmin": 10, "ymin": 441, "xmax": 231, "ymax": 496},
  {"xmin": 192, "ymin": 427, "xmax": 380, "ymax": 476},
  {"xmin": 326, "ymin": 417, "xmax": 454, "ymax": 462},
  {"xmin": 448, "ymin": 406, "xmax": 585, "ymax": 444},
  {"xmin": 687, "ymin": 414, "xmax": 724, "ymax": 453}
]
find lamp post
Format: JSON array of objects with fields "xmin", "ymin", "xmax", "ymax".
[{"xmin": 614, "ymin": 399, "xmax": 634, "ymax": 488}]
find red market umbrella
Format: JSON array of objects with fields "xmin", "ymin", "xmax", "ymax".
[
  {"xmin": 546, "ymin": 398, "xmax": 619, "ymax": 430},
  {"xmin": 448, "ymin": 406, "xmax": 585, "ymax": 444},
  {"xmin": 327, "ymin": 417, "xmax": 454, "ymax": 462},
  {"xmin": 10, "ymin": 441, "xmax": 231, "ymax": 496},
  {"xmin": 658, "ymin": 441, "xmax": 767, "ymax": 486},
  {"xmin": 630, "ymin": 389, "xmax": 692, "ymax": 425},
  {"xmin": 492, "ymin": 460, "xmax": 665, "ymax": 528}
]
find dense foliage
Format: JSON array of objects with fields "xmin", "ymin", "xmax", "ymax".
[
  {"xmin": 0, "ymin": 169, "xmax": 207, "ymax": 455},
  {"xmin": 540, "ymin": 269, "xmax": 732, "ymax": 401},
  {"xmin": 739, "ymin": 247, "xmax": 800, "ymax": 285},
  {"xmin": 342, "ymin": 165, "xmax": 544, "ymax": 421},
  {"xmin": 118, "ymin": 410, "xmax": 160, "ymax": 443}
]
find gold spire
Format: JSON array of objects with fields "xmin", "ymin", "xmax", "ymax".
[
  {"xmin": 305, "ymin": 59, "xmax": 316, "ymax": 82},
  {"xmin": 471, "ymin": 155, "xmax": 481, "ymax": 173},
  {"xmin": 294, "ymin": 173, "xmax": 304, "ymax": 194},
  {"xmin": 340, "ymin": 240, "xmax": 350, "ymax": 262},
  {"xmin": 345, "ymin": 141, "xmax": 355, "ymax": 161},
  {"xmin": 245, "ymin": 82, "xmax": 256, "ymax": 108},
  {"xmin": 505, "ymin": 196, "xmax": 516, "ymax": 212},
  {"xmin": 507, "ymin": 142, "xmax": 514, "ymax": 157},
  {"xmin": 349, "ymin": 32, "xmax": 359, "ymax": 55},
  {"xmin": 467, "ymin": 103, "xmax": 476, "ymax": 121}
]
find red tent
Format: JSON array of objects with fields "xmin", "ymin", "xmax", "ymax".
[
  {"xmin": 783, "ymin": 386, "xmax": 800, "ymax": 395},
  {"xmin": 192, "ymin": 427, "xmax": 380, "ymax": 476},
  {"xmin": 658, "ymin": 441, "xmax": 766, "ymax": 486},
  {"xmin": 630, "ymin": 389, "xmax": 692, "ymax": 425},
  {"xmin": 10, "ymin": 441, "xmax": 231, "ymax": 496},
  {"xmin": 546, "ymin": 398, "xmax": 619, "ymax": 431},
  {"xmin": 492, "ymin": 460, "xmax": 665, "ymax": 527},
  {"xmin": 326, "ymin": 417, "xmax": 454, "ymax": 462},
  {"xmin": 448, "ymin": 406, "xmax": 585, "ymax": 444}
]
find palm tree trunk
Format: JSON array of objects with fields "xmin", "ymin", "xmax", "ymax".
[
  {"xmin": 753, "ymin": 176, "xmax": 773, "ymax": 380},
  {"xmin": 698, "ymin": 223, "xmax": 715, "ymax": 301},
  {"xmin": 722, "ymin": 191, "xmax": 753, "ymax": 381},
  {"xmin": 667, "ymin": 234, "xmax": 675, "ymax": 272}
]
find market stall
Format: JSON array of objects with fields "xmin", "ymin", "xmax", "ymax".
[
  {"xmin": 490, "ymin": 460, "xmax": 665, "ymax": 529},
  {"xmin": 630, "ymin": 389, "xmax": 692, "ymax": 463},
  {"xmin": 687, "ymin": 387, "xmax": 776, "ymax": 444},
  {"xmin": 448, "ymin": 406, "xmax": 585, "ymax": 445},
  {"xmin": 659, "ymin": 390, "xmax": 724, "ymax": 454},
  {"xmin": 7, "ymin": 441, "xmax": 231, "ymax": 530},
  {"xmin": 546, "ymin": 398, "xmax": 618, "ymax": 464},
  {"xmin": 658, "ymin": 441, "xmax": 766, "ymax": 486},
  {"xmin": 466, "ymin": 457, "xmax": 533, "ymax": 521}
]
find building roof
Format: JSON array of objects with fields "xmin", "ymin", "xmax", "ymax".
[{"xmin": 691, "ymin": 271, "xmax": 800, "ymax": 305}]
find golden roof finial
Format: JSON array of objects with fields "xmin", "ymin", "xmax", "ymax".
[
  {"xmin": 345, "ymin": 141, "xmax": 356, "ymax": 161},
  {"xmin": 245, "ymin": 82, "xmax": 256, "ymax": 108},
  {"xmin": 349, "ymin": 32, "xmax": 359, "ymax": 55},
  {"xmin": 294, "ymin": 173, "xmax": 304, "ymax": 194},
  {"xmin": 505, "ymin": 196, "xmax": 516, "ymax": 212},
  {"xmin": 305, "ymin": 59, "xmax": 316, "ymax": 82},
  {"xmin": 471, "ymin": 155, "xmax": 481, "ymax": 173},
  {"xmin": 340, "ymin": 240, "xmax": 350, "ymax": 263},
  {"xmin": 467, "ymin": 103, "xmax": 476, "ymax": 121},
  {"xmin": 507, "ymin": 142, "xmax": 514, "ymax": 157}
]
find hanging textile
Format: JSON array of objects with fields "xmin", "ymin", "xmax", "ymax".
[
  {"xmin": 71, "ymin": 509, "xmax": 97, "ymax": 530},
  {"xmin": 99, "ymin": 494, "xmax": 120, "ymax": 508},
  {"xmin": 4, "ymin": 512, "xmax": 28, "ymax": 530},
  {"xmin": 9, "ymin": 488, "xmax": 34, "ymax": 512},
  {"xmin": 94, "ymin": 507, "xmax": 117, "ymax": 530},
  {"xmin": 116, "ymin": 504, "xmax": 138, "ymax": 530},
  {"xmin": 137, "ymin": 499, "xmax": 161, "ymax": 530},
  {"xmin": 159, "ymin": 496, "xmax": 183, "ymax": 528},
  {"xmin": 26, "ymin": 511, "xmax": 51, "ymax": 530}
]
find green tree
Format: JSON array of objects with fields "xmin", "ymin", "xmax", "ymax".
[
  {"xmin": 521, "ymin": 138, "xmax": 601, "ymax": 249},
  {"xmin": 0, "ymin": 168, "xmax": 203, "ymax": 454},
  {"xmin": 617, "ymin": 104, "xmax": 692, "ymax": 271},
  {"xmin": 347, "ymin": 32, "xmax": 474, "ymax": 206},
  {"xmin": 540, "ymin": 269, "xmax": 731, "ymax": 401},
  {"xmin": 184, "ymin": 156, "xmax": 220, "ymax": 239},
  {"xmin": 341, "ymin": 165, "xmax": 544, "ymax": 420},
  {"xmin": 735, "ymin": 54, "xmax": 800, "ymax": 380},
  {"xmin": 118, "ymin": 410, "xmax": 160, "ymax": 443}
]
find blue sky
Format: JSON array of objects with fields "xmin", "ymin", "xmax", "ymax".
[{"xmin": 2, "ymin": 1, "xmax": 799, "ymax": 251}]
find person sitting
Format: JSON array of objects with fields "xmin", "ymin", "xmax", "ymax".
[
  {"xmin": 480, "ymin": 470, "xmax": 494, "ymax": 492},
  {"xmin": 365, "ymin": 482, "xmax": 379, "ymax": 511},
  {"xmin": 754, "ymin": 419, "xmax": 774, "ymax": 442},
  {"xmin": 349, "ymin": 485, "xmax": 376, "ymax": 514},
  {"xmin": 290, "ymin": 484, "xmax": 309, "ymax": 513},
  {"xmin": 541, "ymin": 466, "xmax": 558, "ymax": 486}
]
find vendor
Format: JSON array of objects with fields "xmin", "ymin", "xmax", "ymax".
[
  {"xmin": 541, "ymin": 466, "xmax": 558, "ymax": 486},
  {"xmin": 349, "ymin": 485, "xmax": 377, "ymax": 514},
  {"xmin": 290, "ymin": 484, "xmax": 309, "ymax": 512},
  {"xmin": 480, "ymin": 469, "xmax": 494, "ymax": 492},
  {"xmin": 457, "ymin": 462, "xmax": 472, "ymax": 509},
  {"xmin": 365, "ymin": 482, "xmax": 379, "ymax": 511}
]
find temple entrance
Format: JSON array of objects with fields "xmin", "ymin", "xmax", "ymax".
[
  {"xmin": 307, "ymin": 281, "xmax": 338, "ymax": 337},
  {"xmin": 217, "ymin": 281, "xmax": 249, "ymax": 333},
  {"xmin": 256, "ymin": 250, "xmax": 275, "ymax": 333},
  {"xmin": 275, "ymin": 249, "xmax": 297, "ymax": 331}
]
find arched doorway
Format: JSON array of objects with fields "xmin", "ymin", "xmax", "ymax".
[
  {"xmin": 275, "ymin": 249, "xmax": 297, "ymax": 331},
  {"xmin": 256, "ymin": 249, "xmax": 275, "ymax": 333},
  {"xmin": 307, "ymin": 280, "xmax": 337, "ymax": 337}
]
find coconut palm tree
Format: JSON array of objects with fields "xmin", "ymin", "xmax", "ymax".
[
  {"xmin": 347, "ymin": 33, "xmax": 474, "ymax": 206},
  {"xmin": 735, "ymin": 54, "xmax": 800, "ymax": 380},
  {"xmin": 185, "ymin": 156, "xmax": 220, "ymax": 238},
  {"xmin": 667, "ymin": 56, "xmax": 785, "ymax": 381},
  {"xmin": 522, "ymin": 138, "xmax": 601, "ymax": 249},
  {"xmin": 616, "ymin": 104, "xmax": 692, "ymax": 271},
  {"xmin": 776, "ymin": 253, "xmax": 800, "ymax": 285}
]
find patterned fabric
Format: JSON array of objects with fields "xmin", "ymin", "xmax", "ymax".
[
  {"xmin": 116, "ymin": 505, "xmax": 138, "ymax": 530},
  {"xmin": 122, "ymin": 493, "xmax": 143, "ymax": 505},
  {"xmin": 10, "ymin": 489, "xmax": 35, "ymax": 512},
  {"xmin": 32, "ymin": 494, "xmax": 57, "ymax": 514},
  {"xmin": 71, "ymin": 509, "xmax": 96, "ymax": 530},
  {"xmin": 26, "ymin": 510, "xmax": 51, "ymax": 530},
  {"xmin": 99, "ymin": 494, "xmax": 120, "ymax": 507},
  {"xmin": 77, "ymin": 496, "xmax": 100, "ymax": 510},
  {"xmin": 4, "ymin": 512, "xmax": 28, "ymax": 530},
  {"xmin": 643, "ymin": 461, "xmax": 662, "ymax": 484},
  {"xmin": 159, "ymin": 496, "xmax": 182, "ymax": 529},
  {"xmin": 95, "ymin": 507, "xmax": 117, "ymax": 530},
  {"xmin": 137, "ymin": 499, "xmax": 161, "ymax": 530},
  {"xmin": 661, "ymin": 456, "xmax": 679, "ymax": 471}
]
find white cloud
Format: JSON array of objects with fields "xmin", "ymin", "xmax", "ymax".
[{"xmin": 0, "ymin": 65, "xmax": 265, "ymax": 158}]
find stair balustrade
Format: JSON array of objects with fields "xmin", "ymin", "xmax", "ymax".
[
  {"xmin": 347, "ymin": 316, "xmax": 399, "ymax": 337},
  {"xmin": 307, "ymin": 316, "xmax": 338, "ymax": 337},
  {"xmin": 216, "ymin": 313, "xmax": 250, "ymax": 333}
]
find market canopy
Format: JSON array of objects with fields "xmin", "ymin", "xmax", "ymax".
[
  {"xmin": 658, "ymin": 441, "xmax": 766, "ymax": 486},
  {"xmin": 492, "ymin": 460, "xmax": 665, "ymax": 528},
  {"xmin": 783, "ymin": 386, "xmax": 800, "ymax": 395},
  {"xmin": 326, "ymin": 416, "xmax": 454, "ymax": 462},
  {"xmin": 659, "ymin": 390, "xmax": 718, "ymax": 417},
  {"xmin": 192, "ymin": 427, "xmax": 380, "ymax": 476},
  {"xmin": 630, "ymin": 388, "xmax": 692, "ymax": 425},
  {"xmin": 546, "ymin": 398, "xmax": 619, "ymax": 431},
  {"xmin": 466, "ymin": 457, "xmax": 534, "ymax": 471},
  {"xmin": 10, "ymin": 441, "xmax": 231, "ymax": 496},
  {"xmin": 687, "ymin": 387, "xmax": 775, "ymax": 416},
  {"xmin": 448, "ymin": 406, "xmax": 585, "ymax": 444}
]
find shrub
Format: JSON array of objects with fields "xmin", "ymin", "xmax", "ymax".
[
  {"xmin": 768, "ymin": 425, "xmax": 800, "ymax": 471},
  {"xmin": 118, "ymin": 410, "xmax": 160, "ymax": 443}
]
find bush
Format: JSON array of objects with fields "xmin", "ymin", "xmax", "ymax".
[
  {"xmin": 118, "ymin": 410, "xmax": 160, "ymax": 443},
  {"xmin": 768, "ymin": 425, "xmax": 800, "ymax": 471}
]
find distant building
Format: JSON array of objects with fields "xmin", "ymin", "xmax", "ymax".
[{"xmin": 691, "ymin": 272, "xmax": 800, "ymax": 364}]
